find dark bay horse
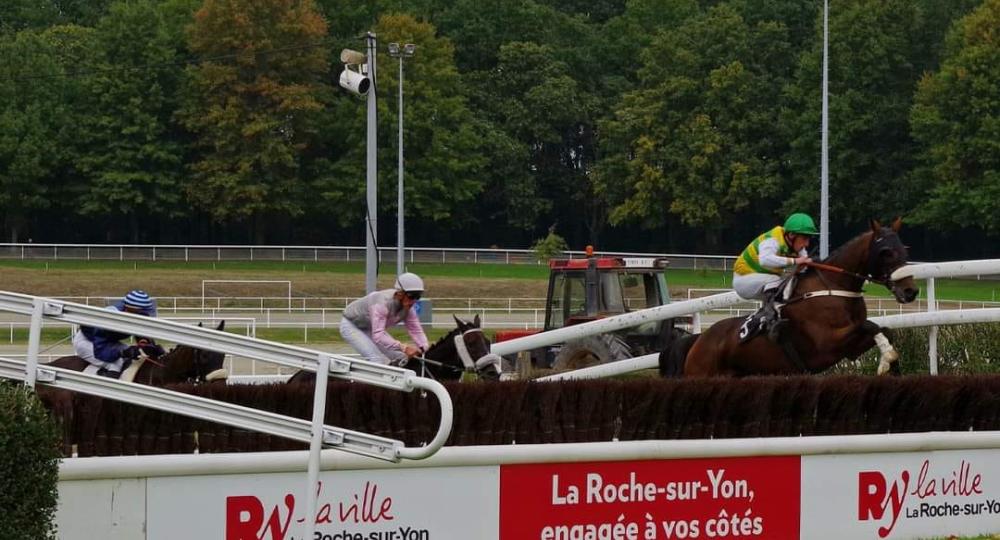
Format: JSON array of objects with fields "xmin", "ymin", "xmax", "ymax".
[
  {"xmin": 44, "ymin": 320, "xmax": 229, "ymax": 385},
  {"xmin": 288, "ymin": 315, "xmax": 501, "ymax": 383},
  {"xmin": 659, "ymin": 219, "xmax": 919, "ymax": 377},
  {"xmin": 37, "ymin": 322, "xmax": 228, "ymax": 455}
]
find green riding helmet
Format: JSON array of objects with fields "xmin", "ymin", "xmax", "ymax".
[{"xmin": 783, "ymin": 213, "xmax": 819, "ymax": 235}]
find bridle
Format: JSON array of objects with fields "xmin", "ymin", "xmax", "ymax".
[
  {"xmin": 806, "ymin": 229, "xmax": 906, "ymax": 289},
  {"xmin": 452, "ymin": 327, "xmax": 502, "ymax": 375}
]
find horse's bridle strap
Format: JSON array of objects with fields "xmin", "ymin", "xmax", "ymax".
[
  {"xmin": 453, "ymin": 334, "xmax": 476, "ymax": 370},
  {"xmin": 801, "ymin": 290, "xmax": 864, "ymax": 300}
]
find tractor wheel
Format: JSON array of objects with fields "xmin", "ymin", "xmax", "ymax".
[{"xmin": 552, "ymin": 334, "xmax": 631, "ymax": 371}]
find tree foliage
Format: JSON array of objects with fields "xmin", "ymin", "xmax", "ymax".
[
  {"xmin": 0, "ymin": 0, "xmax": 995, "ymax": 256},
  {"xmin": 910, "ymin": 0, "xmax": 1000, "ymax": 233},
  {"xmin": 178, "ymin": 0, "xmax": 328, "ymax": 225}
]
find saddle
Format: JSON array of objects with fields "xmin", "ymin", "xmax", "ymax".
[{"xmin": 82, "ymin": 357, "xmax": 144, "ymax": 383}]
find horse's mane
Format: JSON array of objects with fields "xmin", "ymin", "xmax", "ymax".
[
  {"xmin": 426, "ymin": 325, "xmax": 462, "ymax": 353},
  {"xmin": 820, "ymin": 229, "xmax": 874, "ymax": 266}
]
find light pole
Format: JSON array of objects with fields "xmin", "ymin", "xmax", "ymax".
[
  {"xmin": 388, "ymin": 42, "xmax": 415, "ymax": 277},
  {"xmin": 338, "ymin": 36, "xmax": 378, "ymax": 293},
  {"xmin": 820, "ymin": 0, "xmax": 830, "ymax": 258}
]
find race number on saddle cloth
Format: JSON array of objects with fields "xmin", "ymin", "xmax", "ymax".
[
  {"xmin": 339, "ymin": 273, "xmax": 430, "ymax": 366},
  {"xmin": 732, "ymin": 214, "xmax": 818, "ymax": 341},
  {"xmin": 72, "ymin": 289, "xmax": 165, "ymax": 377}
]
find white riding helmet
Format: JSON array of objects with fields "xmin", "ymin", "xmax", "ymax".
[{"xmin": 394, "ymin": 272, "xmax": 424, "ymax": 293}]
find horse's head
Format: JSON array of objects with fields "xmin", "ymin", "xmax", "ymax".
[
  {"xmin": 162, "ymin": 321, "xmax": 229, "ymax": 384},
  {"xmin": 453, "ymin": 314, "xmax": 502, "ymax": 381},
  {"xmin": 869, "ymin": 218, "xmax": 919, "ymax": 303}
]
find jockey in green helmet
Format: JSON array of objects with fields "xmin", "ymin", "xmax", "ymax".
[{"xmin": 732, "ymin": 213, "xmax": 818, "ymax": 339}]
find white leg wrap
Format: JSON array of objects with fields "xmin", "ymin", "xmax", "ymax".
[{"xmin": 874, "ymin": 332, "xmax": 899, "ymax": 376}]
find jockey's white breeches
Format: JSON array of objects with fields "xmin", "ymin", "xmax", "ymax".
[
  {"xmin": 72, "ymin": 330, "xmax": 125, "ymax": 373},
  {"xmin": 338, "ymin": 318, "xmax": 407, "ymax": 365},
  {"xmin": 732, "ymin": 272, "xmax": 783, "ymax": 301}
]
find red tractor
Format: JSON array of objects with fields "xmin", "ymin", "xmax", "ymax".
[{"xmin": 495, "ymin": 249, "xmax": 684, "ymax": 371}]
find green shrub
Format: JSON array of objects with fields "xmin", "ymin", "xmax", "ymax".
[
  {"xmin": 829, "ymin": 323, "xmax": 1000, "ymax": 375},
  {"xmin": 531, "ymin": 229, "xmax": 570, "ymax": 262},
  {"xmin": 0, "ymin": 382, "xmax": 61, "ymax": 540}
]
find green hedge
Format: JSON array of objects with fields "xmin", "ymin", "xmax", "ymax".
[
  {"xmin": 0, "ymin": 382, "xmax": 61, "ymax": 540},
  {"xmin": 831, "ymin": 323, "xmax": 1000, "ymax": 375}
]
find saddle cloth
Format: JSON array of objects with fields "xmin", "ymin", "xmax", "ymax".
[
  {"xmin": 82, "ymin": 357, "xmax": 144, "ymax": 383},
  {"xmin": 737, "ymin": 276, "xmax": 796, "ymax": 344}
]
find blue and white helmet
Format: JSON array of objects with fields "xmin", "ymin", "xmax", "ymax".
[{"xmin": 120, "ymin": 289, "xmax": 156, "ymax": 316}]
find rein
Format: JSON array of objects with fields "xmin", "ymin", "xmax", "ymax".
[{"xmin": 805, "ymin": 260, "xmax": 891, "ymax": 287}]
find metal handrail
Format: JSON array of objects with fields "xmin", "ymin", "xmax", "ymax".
[{"xmin": 0, "ymin": 291, "xmax": 452, "ymax": 461}]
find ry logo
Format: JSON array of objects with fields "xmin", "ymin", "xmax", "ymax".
[{"xmin": 858, "ymin": 470, "xmax": 910, "ymax": 538}]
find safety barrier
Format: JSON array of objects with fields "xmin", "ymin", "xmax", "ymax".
[
  {"xmin": 502, "ymin": 259, "xmax": 1000, "ymax": 380},
  {"xmin": 0, "ymin": 290, "xmax": 455, "ymax": 540},
  {"xmin": 54, "ymin": 432, "xmax": 1000, "ymax": 539}
]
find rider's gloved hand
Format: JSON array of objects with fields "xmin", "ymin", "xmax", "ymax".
[
  {"xmin": 140, "ymin": 343, "xmax": 166, "ymax": 357},
  {"xmin": 793, "ymin": 256, "xmax": 812, "ymax": 265},
  {"xmin": 121, "ymin": 345, "xmax": 142, "ymax": 360}
]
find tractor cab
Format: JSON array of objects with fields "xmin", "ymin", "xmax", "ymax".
[{"xmin": 497, "ymin": 247, "xmax": 680, "ymax": 371}]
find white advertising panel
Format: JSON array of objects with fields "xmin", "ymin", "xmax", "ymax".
[
  {"xmin": 146, "ymin": 466, "xmax": 499, "ymax": 540},
  {"xmin": 56, "ymin": 478, "xmax": 147, "ymax": 540},
  {"xmin": 802, "ymin": 449, "xmax": 1000, "ymax": 539}
]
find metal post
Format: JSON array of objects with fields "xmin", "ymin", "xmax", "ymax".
[
  {"xmin": 303, "ymin": 353, "xmax": 331, "ymax": 540},
  {"xmin": 396, "ymin": 53, "xmax": 405, "ymax": 277},
  {"xmin": 365, "ymin": 32, "xmax": 379, "ymax": 294},
  {"xmin": 819, "ymin": 0, "xmax": 830, "ymax": 258},
  {"xmin": 24, "ymin": 298, "xmax": 44, "ymax": 388},
  {"xmin": 928, "ymin": 277, "xmax": 938, "ymax": 375}
]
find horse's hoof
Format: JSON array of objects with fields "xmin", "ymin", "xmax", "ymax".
[{"xmin": 877, "ymin": 360, "xmax": 891, "ymax": 376}]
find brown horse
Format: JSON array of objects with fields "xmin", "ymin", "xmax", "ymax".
[
  {"xmin": 288, "ymin": 315, "xmax": 501, "ymax": 383},
  {"xmin": 37, "ymin": 321, "xmax": 228, "ymax": 455},
  {"xmin": 659, "ymin": 219, "xmax": 919, "ymax": 377},
  {"xmin": 44, "ymin": 321, "xmax": 228, "ymax": 385}
]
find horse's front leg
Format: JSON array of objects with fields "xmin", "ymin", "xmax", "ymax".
[{"xmin": 844, "ymin": 320, "xmax": 899, "ymax": 376}]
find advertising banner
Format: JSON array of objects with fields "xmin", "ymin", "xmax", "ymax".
[
  {"xmin": 500, "ymin": 456, "xmax": 800, "ymax": 540},
  {"xmin": 147, "ymin": 466, "xmax": 499, "ymax": 540},
  {"xmin": 801, "ymin": 449, "xmax": 1000, "ymax": 539}
]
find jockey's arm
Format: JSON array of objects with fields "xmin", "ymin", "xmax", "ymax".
[
  {"xmin": 91, "ymin": 332, "xmax": 128, "ymax": 362},
  {"xmin": 757, "ymin": 238, "xmax": 795, "ymax": 270},
  {"xmin": 368, "ymin": 303, "xmax": 404, "ymax": 352},
  {"xmin": 403, "ymin": 308, "xmax": 430, "ymax": 352}
]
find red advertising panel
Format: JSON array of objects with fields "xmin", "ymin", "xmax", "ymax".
[{"xmin": 501, "ymin": 456, "xmax": 800, "ymax": 540}]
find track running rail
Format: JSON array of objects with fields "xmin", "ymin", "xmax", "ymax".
[{"xmin": 0, "ymin": 291, "xmax": 452, "ymax": 462}]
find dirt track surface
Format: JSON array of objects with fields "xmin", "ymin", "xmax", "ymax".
[{"xmin": 0, "ymin": 266, "xmax": 548, "ymax": 300}]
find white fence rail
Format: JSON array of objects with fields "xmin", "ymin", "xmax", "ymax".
[
  {"xmin": 0, "ymin": 242, "xmax": 740, "ymax": 270},
  {"xmin": 497, "ymin": 259, "xmax": 1000, "ymax": 378},
  {"xmin": 0, "ymin": 291, "xmax": 453, "ymax": 462}
]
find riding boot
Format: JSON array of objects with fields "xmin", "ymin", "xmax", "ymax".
[{"xmin": 758, "ymin": 288, "xmax": 782, "ymax": 340}]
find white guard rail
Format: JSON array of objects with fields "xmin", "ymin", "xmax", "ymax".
[
  {"xmin": 490, "ymin": 291, "xmax": 742, "ymax": 356},
  {"xmin": 517, "ymin": 259, "xmax": 1000, "ymax": 380},
  {"xmin": 0, "ymin": 291, "xmax": 453, "ymax": 462},
  {"xmin": 0, "ymin": 356, "xmax": 401, "ymax": 455}
]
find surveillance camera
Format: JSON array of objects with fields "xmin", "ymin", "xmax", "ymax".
[
  {"xmin": 340, "ymin": 49, "xmax": 366, "ymax": 65},
  {"xmin": 339, "ymin": 68, "xmax": 370, "ymax": 96}
]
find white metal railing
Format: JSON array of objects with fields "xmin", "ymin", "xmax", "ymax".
[
  {"xmin": 495, "ymin": 259, "xmax": 1000, "ymax": 378},
  {"xmin": 0, "ymin": 356, "xmax": 402, "ymax": 453},
  {"xmin": 0, "ymin": 242, "xmax": 741, "ymax": 270},
  {"xmin": 0, "ymin": 291, "xmax": 453, "ymax": 462}
]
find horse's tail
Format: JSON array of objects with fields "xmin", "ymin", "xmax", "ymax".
[{"xmin": 658, "ymin": 331, "xmax": 698, "ymax": 378}]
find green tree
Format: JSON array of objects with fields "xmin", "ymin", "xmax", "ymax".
[
  {"xmin": 597, "ymin": 4, "xmax": 791, "ymax": 241},
  {"xmin": 75, "ymin": 1, "xmax": 186, "ymax": 242},
  {"xmin": 1, "ymin": 0, "xmax": 112, "ymax": 32},
  {"xmin": 0, "ymin": 26, "xmax": 96, "ymax": 242},
  {"xmin": 910, "ymin": 0, "xmax": 1000, "ymax": 234},
  {"xmin": 178, "ymin": 0, "xmax": 328, "ymax": 236},
  {"xmin": 781, "ymin": 0, "xmax": 946, "ymax": 224},
  {"xmin": 311, "ymin": 14, "xmax": 490, "ymax": 235}
]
